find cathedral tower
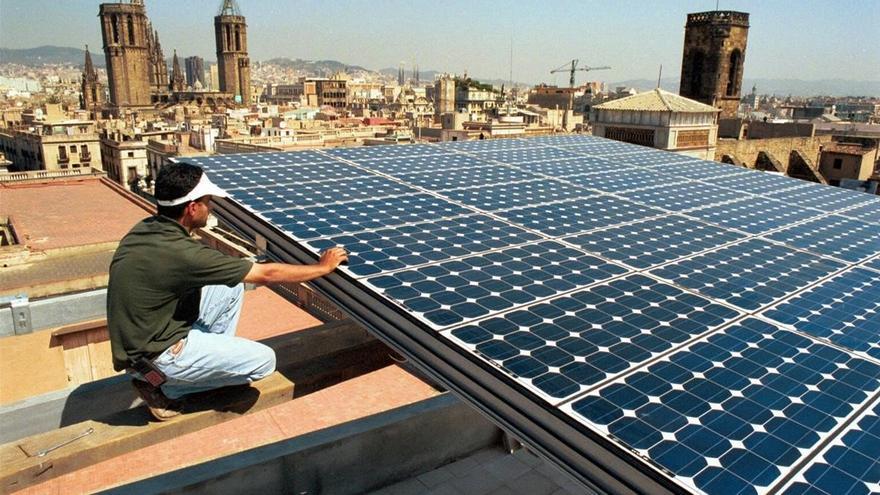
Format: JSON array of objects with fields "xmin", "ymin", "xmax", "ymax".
[
  {"xmin": 99, "ymin": 1, "xmax": 153, "ymax": 108},
  {"xmin": 679, "ymin": 11, "xmax": 749, "ymax": 118},
  {"xmin": 214, "ymin": 0, "xmax": 250, "ymax": 104},
  {"xmin": 80, "ymin": 45, "xmax": 105, "ymax": 115}
]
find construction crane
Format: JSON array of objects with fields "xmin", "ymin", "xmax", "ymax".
[{"xmin": 550, "ymin": 59, "xmax": 611, "ymax": 88}]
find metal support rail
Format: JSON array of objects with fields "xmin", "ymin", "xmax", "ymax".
[{"xmin": 211, "ymin": 197, "xmax": 687, "ymax": 495}]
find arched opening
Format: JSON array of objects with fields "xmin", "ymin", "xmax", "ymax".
[
  {"xmin": 689, "ymin": 51, "xmax": 704, "ymax": 96},
  {"xmin": 111, "ymin": 15, "xmax": 120, "ymax": 44},
  {"xmin": 127, "ymin": 16, "xmax": 135, "ymax": 45},
  {"xmin": 226, "ymin": 26, "xmax": 232, "ymax": 50},
  {"xmin": 235, "ymin": 28, "xmax": 241, "ymax": 51},
  {"xmin": 727, "ymin": 50, "xmax": 741, "ymax": 96}
]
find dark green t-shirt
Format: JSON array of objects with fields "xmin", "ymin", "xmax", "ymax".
[{"xmin": 107, "ymin": 216, "xmax": 252, "ymax": 371}]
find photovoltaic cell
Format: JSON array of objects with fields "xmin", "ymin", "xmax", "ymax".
[
  {"xmin": 446, "ymin": 274, "xmax": 741, "ymax": 402},
  {"xmin": 649, "ymin": 238, "xmax": 845, "ymax": 311},
  {"xmin": 865, "ymin": 256, "xmax": 880, "ymax": 273},
  {"xmin": 365, "ymin": 241, "xmax": 628, "ymax": 329},
  {"xmin": 762, "ymin": 267, "xmax": 880, "ymax": 360},
  {"xmin": 765, "ymin": 216, "xmax": 880, "ymax": 263},
  {"xmin": 686, "ymin": 197, "xmax": 825, "ymax": 235},
  {"xmin": 619, "ymin": 182, "xmax": 749, "ymax": 212},
  {"xmin": 261, "ymin": 194, "xmax": 472, "ymax": 240},
  {"xmin": 440, "ymin": 179, "xmax": 588, "ymax": 211},
  {"xmin": 569, "ymin": 318, "xmax": 880, "ymax": 495},
  {"xmin": 781, "ymin": 396, "xmax": 880, "ymax": 495},
  {"xmin": 617, "ymin": 152, "xmax": 696, "ymax": 168},
  {"xmin": 565, "ymin": 215, "xmax": 745, "ymax": 270},
  {"xmin": 306, "ymin": 215, "xmax": 542, "ymax": 277},
  {"xmin": 394, "ymin": 165, "xmax": 541, "ymax": 191},
  {"xmin": 497, "ymin": 195, "xmax": 665, "ymax": 237}
]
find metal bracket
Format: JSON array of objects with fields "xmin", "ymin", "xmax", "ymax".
[{"xmin": 4, "ymin": 295, "xmax": 33, "ymax": 335}]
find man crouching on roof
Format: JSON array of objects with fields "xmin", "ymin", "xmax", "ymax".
[{"xmin": 107, "ymin": 162, "xmax": 347, "ymax": 421}]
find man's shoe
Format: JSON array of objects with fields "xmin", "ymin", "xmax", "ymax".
[{"xmin": 131, "ymin": 379, "xmax": 183, "ymax": 421}]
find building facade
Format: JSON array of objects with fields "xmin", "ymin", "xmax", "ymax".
[
  {"xmin": 0, "ymin": 119, "xmax": 102, "ymax": 172},
  {"xmin": 592, "ymin": 88, "xmax": 719, "ymax": 159},
  {"xmin": 99, "ymin": 1, "xmax": 153, "ymax": 108},
  {"xmin": 679, "ymin": 11, "xmax": 749, "ymax": 119}
]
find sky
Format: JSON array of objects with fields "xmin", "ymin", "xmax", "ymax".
[{"xmin": 1, "ymin": 0, "xmax": 878, "ymax": 84}]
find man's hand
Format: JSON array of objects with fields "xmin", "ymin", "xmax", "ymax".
[{"xmin": 319, "ymin": 247, "xmax": 349, "ymax": 272}]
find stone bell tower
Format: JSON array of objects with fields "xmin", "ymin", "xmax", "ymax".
[{"xmin": 679, "ymin": 11, "xmax": 749, "ymax": 118}]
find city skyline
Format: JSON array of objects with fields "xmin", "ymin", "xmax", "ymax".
[{"xmin": 0, "ymin": 0, "xmax": 878, "ymax": 85}]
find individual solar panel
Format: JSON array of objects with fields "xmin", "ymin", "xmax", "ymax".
[
  {"xmin": 229, "ymin": 176, "xmax": 418, "ymax": 210},
  {"xmin": 394, "ymin": 165, "xmax": 541, "ymax": 191},
  {"xmin": 865, "ymin": 256, "xmax": 880, "ymax": 273},
  {"xmin": 497, "ymin": 195, "xmax": 666, "ymax": 237},
  {"xmin": 617, "ymin": 152, "xmax": 697, "ymax": 168},
  {"xmin": 565, "ymin": 215, "xmax": 745, "ymax": 270},
  {"xmin": 706, "ymin": 173, "xmax": 810, "ymax": 196},
  {"xmin": 323, "ymin": 143, "xmax": 447, "ymax": 160},
  {"xmin": 765, "ymin": 216, "xmax": 880, "ymax": 263},
  {"xmin": 686, "ymin": 197, "xmax": 824, "ymax": 235},
  {"xmin": 767, "ymin": 182, "xmax": 880, "ymax": 212},
  {"xmin": 434, "ymin": 138, "xmax": 532, "ymax": 151},
  {"xmin": 641, "ymin": 160, "xmax": 751, "ymax": 180},
  {"xmin": 261, "ymin": 194, "xmax": 474, "ymax": 240},
  {"xmin": 525, "ymin": 134, "xmax": 605, "ymax": 147},
  {"xmin": 446, "ymin": 274, "xmax": 741, "ymax": 402},
  {"xmin": 564, "ymin": 142, "xmax": 649, "ymax": 156},
  {"xmin": 306, "ymin": 215, "xmax": 542, "ymax": 277},
  {"xmin": 568, "ymin": 317, "xmax": 880, "ymax": 495},
  {"xmin": 354, "ymin": 154, "xmax": 491, "ymax": 174},
  {"xmin": 780, "ymin": 396, "xmax": 880, "ymax": 495},
  {"xmin": 840, "ymin": 201, "xmax": 880, "ymax": 225},
  {"xmin": 474, "ymin": 147, "xmax": 583, "ymax": 164},
  {"xmin": 364, "ymin": 240, "xmax": 629, "ymax": 329},
  {"xmin": 619, "ymin": 182, "xmax": 750, "ymax": 212},
  {"xmin": 762, "ymin": 267, "xmax": 880, "ymax": 360},
  {"xmin": 440, "ymin": 179, "xmax": 588, "ymax": 211},
  {"xmin": 566, "ymin": 168, "xmax": 681, "ymax": 193},
  {"xmin": 510, "ymin": 156, "xmax": 634, "ymax": 177},
  {"xmin": 184, "ymin": 150, "xmax": 335, "ymax": 170},
  {"xmin": 210, "ymin": 161, "xmax": 372, "ymax": 191},
  {"xmin": 649, "ymin": 238, "xmax": 845, "ymax": 311}
]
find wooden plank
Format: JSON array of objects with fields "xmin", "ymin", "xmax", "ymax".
[
  {"xmin": 0, "ymin": 372, "xmax": 296, "ymax": 493},
  {"xmin": 59, "ymin": 331, "xmax": 93, "ymax": 387}
]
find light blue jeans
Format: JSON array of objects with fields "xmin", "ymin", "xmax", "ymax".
[{"xmin": 150, "ymin": 283, "xmax": 276, "ymax": 399}]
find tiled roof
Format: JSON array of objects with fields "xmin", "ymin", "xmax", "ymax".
[{"xmin": 595, "ymin": 88, "xmax": 719, "ymax": 113}]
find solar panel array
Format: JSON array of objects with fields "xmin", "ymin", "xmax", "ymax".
[{"xmin": 184, "ymin": 135, "xmax": 880, "ymax": 495}]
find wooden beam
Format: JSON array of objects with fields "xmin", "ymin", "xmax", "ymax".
[{"xmin": 0, "ymin": 319, "xmax": 391, "ymax": 492}]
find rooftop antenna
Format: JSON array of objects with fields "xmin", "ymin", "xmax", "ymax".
[
  {"xmin": 657, "ymin": 64, "xmax": 662, "ymax": 89},
  {"xmin": 508, "ymin": 37, "xmax": 513, "ymax": 112},
  {"xmin": 716, "ymin": 0, "xmax": 720, "ymax": 10}
]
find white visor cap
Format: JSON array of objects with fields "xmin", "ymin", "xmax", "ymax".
[{"xmin": 155, "ymin": 172, "xmax": 228, "ymax": 206}]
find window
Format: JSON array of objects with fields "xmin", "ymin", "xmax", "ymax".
[
  {"xmin": 111, "ymin": 15, "xmax": 119, "ymax": 44},
  {"xmin": 128, "ymin": 151, "xmax": 135, "ymax": 158},
  {"xmin": 833, "ymin": 158, "xmax": 843, "ymax": 170},
  {"xmin": 127, "ymin": 15, "xmax": 135, "ymax": 45},
  {"xmin": 70, "ymin": 145, "xmax": 77, "ymax": 153},
  {"xmin": 81, "ymin": 145, "xmax": 89, "ymax": 156},
  {"xmin": 727, "ymin": 50, "xmax": 741, "ymax": 97},
  {"xmin": 58, "ymin": 145, "xmax": 67, "ymax": 160}
]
